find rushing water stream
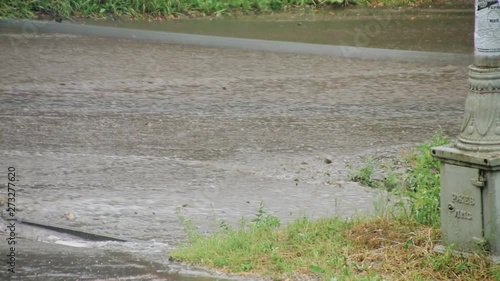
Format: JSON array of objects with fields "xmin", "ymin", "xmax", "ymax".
[
  {"xmin": 0, "ymin": 7, "xmax": 473, "ymax": 280},
  {"xmin": 77, "ymin": 8, "xmax": 473, "ymax": 53}
]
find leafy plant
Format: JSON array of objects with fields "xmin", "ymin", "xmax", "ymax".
[
  {"xmin": 382, "ymin": 171, "xmax": 399, "ymax": 191},
  {"xmin": 402, "ymin": 133, "xmax": 448, "ymax": 226},
  {"xmin": 349, "ymin": 157, "xmax": 376, "ymax": 187},
  {"xmin": 251, "ymin": 201, "xmax": 281, "ymax": 229},
  {"xmin": 175, "ymin": 206, "xmax": 202, "ymax": 243},
  {"xmin": 349, "ymin": 133, "xmax": 449, "ymax": 226}
]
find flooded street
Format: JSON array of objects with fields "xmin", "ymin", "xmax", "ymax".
[
  {"xmin": 79, "ymin": 9, "xmax": 473, "ymax": 54},
  {"xmin": 0, "ymin": 10, "xmax": 470, "ymax": 280}
]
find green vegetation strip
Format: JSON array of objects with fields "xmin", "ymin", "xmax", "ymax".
[
  {"xmin": 171, "ymin": 135, "xmax": 500, "ymax": 280},
  {"xmin": 1, "ymin": 0, "xmax": 436, "ymax": 19}
]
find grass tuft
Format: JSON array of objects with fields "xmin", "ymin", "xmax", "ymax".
[{"xmin": 348, "ymin": 156, "xmax": 376, "ymax": 188}]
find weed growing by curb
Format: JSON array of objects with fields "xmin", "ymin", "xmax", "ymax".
[
  {"xmin": 401, "ymin": 133, "xmax": 448, "ymax": 226},
  {"xmin": 348, "ymin": 156, "xmax": 376, "ymax": 188},
  {"xmin": 349, "ymin": 132, "xmax": 449, "ymax": 226}
]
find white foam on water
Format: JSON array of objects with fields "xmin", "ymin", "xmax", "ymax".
[
  {"xmin": 54, "ymin": 240, "xmax": 89, "ymax": 248},
  {"xmin": 47, "ymin": 234, "xmax": 62, "ymax": 241}
]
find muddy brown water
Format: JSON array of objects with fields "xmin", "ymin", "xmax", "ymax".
[
  {"xmin": 0, "ymin": 10, "xmax": 471, "ymax": 280},
  {"xmin": 78, "ymin": 8, "xmax": 473, "ymax": 54}
]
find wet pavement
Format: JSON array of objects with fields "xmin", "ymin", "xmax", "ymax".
[{"xmin": 0, "ymin": 16, "xmax": 469, "ymax": 280}]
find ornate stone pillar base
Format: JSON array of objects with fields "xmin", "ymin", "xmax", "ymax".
[
  {"xmin": 434, "ymin": 64, "xmax": 500, "ymax": 258},
  {"xmin": 433, "ymin": 0, "xmax": 500, "ymax": 262},
  {"xmin": 456, "ymin": 65, "xmax": 500, "ymax": 152}
]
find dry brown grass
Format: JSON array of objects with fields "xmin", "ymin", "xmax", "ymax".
[{"xmin": 345, "ymin": 218, "xmax": 498, "ymax": 280}]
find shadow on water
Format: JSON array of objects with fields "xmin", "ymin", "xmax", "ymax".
[{"xmin": 77, "ymin": 8, "xmax": 473, "ymax": 54}]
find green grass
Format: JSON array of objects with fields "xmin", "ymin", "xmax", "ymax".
[
  {"xmin": 173, "ymin": 204, "xmax": 356, "ymax": 280},
  {"xmin": 349, "ymin": 132, "xmax": 449, "ymax": 226},
  {"xmin": 171, "ymin": 134, "xmax": 500, "ymax": 280},
  {"xmin": 348, "ymin": 156, "xmax": 376, "ymax": 188},
  {"xmin": 401, "ymin": 133, "xmax": 449, "ymax": 227},
  {"xmin": 172, "ymin": 206, "xmax": 499, "ymax": 280},
  {"xmin": 0, "ymin": 0, "xmax": 437, "ymax": 19}
]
